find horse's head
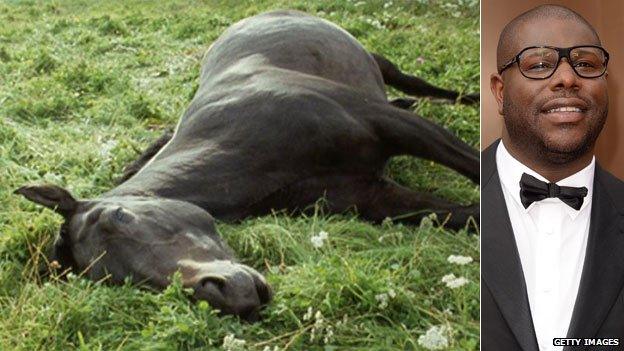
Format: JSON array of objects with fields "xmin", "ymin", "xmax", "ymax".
[{"xmin": 16, "ymin": 184, "xmax": 271, "ymax": 321}]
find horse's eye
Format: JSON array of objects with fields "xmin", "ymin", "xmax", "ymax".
[{"xmin": 113, "ymin": 207, "xmax": 133, "ymax": 224}]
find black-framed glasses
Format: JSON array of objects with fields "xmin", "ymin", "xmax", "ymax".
[{"xmin": 498, "ymin": 45, "xmax": 609, "ymax": 79}]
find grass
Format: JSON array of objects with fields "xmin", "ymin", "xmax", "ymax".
[{"xmin": 0, "ymin": 0, "xmax": 479, "ymax": 350}]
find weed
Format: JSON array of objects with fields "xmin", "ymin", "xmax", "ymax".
[{"xmin": 0, "ymin": 1, "xmax": 479, "ymax": 350}]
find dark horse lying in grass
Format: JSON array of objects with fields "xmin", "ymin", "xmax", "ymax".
[{"xmin": 16, "ymin": 10, "xmax": 479, "ymax": 322}]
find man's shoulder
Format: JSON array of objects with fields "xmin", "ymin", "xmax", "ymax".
[
  {"xmin": 481, "ymin": 140, "xmax": 500, "ymax": 159},
  {"xmin": 595, "ymin": 165, "xmax": 624, "ymax": 209},
  {"xmin": 596, "ymin": 165, "xmax": 624, "ymax": 189},
  {"xmin": 481, "ymin": 140, "xmax": 500, "ymax": 187}
]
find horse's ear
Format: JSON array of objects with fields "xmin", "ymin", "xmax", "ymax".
[{"xmin": 15, "ymin": 184, "xmax": 78, "ymax": 217}]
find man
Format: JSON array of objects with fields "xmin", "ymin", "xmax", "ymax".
[{"xmin": 482, "ymin": 5, "xmax": 624, "ymax": 351}]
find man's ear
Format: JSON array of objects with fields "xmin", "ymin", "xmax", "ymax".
[
  {"xmin": 14, "ymin": 184, "xmax": 78, "ymax": 217},
  {"xmin": 490, "ymin": 73, "xmax": 505, "ymax": 116}
]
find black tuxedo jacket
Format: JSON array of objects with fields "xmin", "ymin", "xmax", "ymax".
[{"xmin": 482, "ymin": 141, "xmax": 624, "ymax": 351}]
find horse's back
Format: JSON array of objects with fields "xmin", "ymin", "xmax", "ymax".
[{"xmin": 199, "ymin": 10, "xmax": 385, "ymax": 97}]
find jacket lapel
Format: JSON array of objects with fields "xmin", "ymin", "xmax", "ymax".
[
  {"xmin": 482, "ymin": 141, "xmax": 539, "ymax": 351},
  {"xmin": 565, "ymin": 165, "xmax": 624, "ymax": 344}
]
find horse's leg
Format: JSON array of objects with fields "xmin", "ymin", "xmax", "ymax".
[
  {"xmin": 372, "ymin": 53, "xmax": 479, "ymax": 105},
  {"xmin": 251, "ymin": 175, "xmax": 477, "ymax": 231},
  {"xmin": 364, "ymin": 104, "xmax": 478, "ymax": 183},
  {"xmin": 117, "ymin": 130, "xmax": 173, "ymax": 184}
]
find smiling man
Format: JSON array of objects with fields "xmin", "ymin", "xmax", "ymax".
[{"xmin": 482, "ymin": 5, "xmax": 624, "ymax": 351}]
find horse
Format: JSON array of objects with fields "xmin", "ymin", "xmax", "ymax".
[{"xmin": 16, "ymin": 10, "xmax": 479, "ymax": 321}]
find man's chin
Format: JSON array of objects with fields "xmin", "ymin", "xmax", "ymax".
[{"xmin": 541, "ymin": 136, "xmax": 592, "ymax": 164}]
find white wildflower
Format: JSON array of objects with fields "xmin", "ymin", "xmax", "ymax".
[
  {"xmin": 375, "ymin": 293, "xmax": 389, "ymax": 309},
  {"xmin": 354, "ymin": 1, "xmax": 366, "ymax": 6},
  {"xmin": 310, "ymin": 309, "xmax": 325, "ymax": 342},
  {"xmin": 447, "ymin": 255, "xmax": 473, "ymax": 265},
  {"xmin": 310, "ymin": 230, "xmax": 329, "ymax": 248},
  {"xmin": 99, "ymin": 139, "xmax": 117, "ymax": 159},
  {"xmin": 420, "ymin": 217, "xmax": 433, "ymax": 228},
  {"xmin": 375, "ymin": 288, "xmax": 397, "ymax": 309},
  {"xmin": 336, "ymin": 314, "xmax": 349, "ymax": 327},
  {"xmin": 303, "ymin": 307, "xmax": 313, "ymax": 321},
  {"xmin": 262, "ymin": 347, "xmax": 280, "ymax": 351},
  {"xmin": 441, "ymin": 273, "xmax": 456, "ymax": 284},
  {"xmin": 365, "ymin": 18, "xmax": 384, "ymax": 30},
  {"xmin": 222, "ymin": 334, "xmax": 246, "ymax": 351},
  {"xmin": 441, "ymin": 273, "xmax": 470, "ymax": 289},
  {"xmin": 416, "ymin": 56, "xmax": 426, "ymax": 64},
  {"xmin": 383, "ymin": 1, "xmax": 393, "ymax": 9},
  {"xmin": 447, "ymin": 276, "xmax": 469, "ymax": 288},
  {"xmin": 310, "ymin": 235, "xmax": 323, "ymax": 248},
  {"xmin": 323, "ymin": 325, "xmax": 334, "ymax": 344},
  {"xmin": 382, "ymin": 216, "xmax": 393, "ymax": 226},
  {"xmin": 420, "ymin": 212, "xmax": 437, "ymax": 229},
  {"xmin": 314, "ymin": 310, "xmax": 324, "ymax": 325},
  {"xmin": 378, "ymin": 231, "xmax": 404, "ymax": 243},
  {"xmin": 305, "ymin": 308, "xmax": 335, "ymax": 344},
  {"xmin": 318, "ymin": 230, "xmax": 328, "ymax": 240},
  {"xmin": 418, "ymin": 325, "xmax": 450, "ymax": 350}
]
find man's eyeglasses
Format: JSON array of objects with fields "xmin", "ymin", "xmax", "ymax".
[{"xmin": 498, "ymin": 45, "xmax": 609, "ymax": 79}]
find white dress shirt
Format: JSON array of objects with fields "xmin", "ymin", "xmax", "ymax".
[{"xmin": 496, "ymin": 141, "xmax": 595, "ymax": 351}]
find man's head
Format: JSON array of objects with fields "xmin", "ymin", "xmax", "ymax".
[{"xmin": 490, "ymin": 5, "xmax": 609, "ymax": 168}]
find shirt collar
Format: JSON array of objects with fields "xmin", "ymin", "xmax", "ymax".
[{"xmin": 495, "ymin": 140, "xmax": 595, "ymax": 219}]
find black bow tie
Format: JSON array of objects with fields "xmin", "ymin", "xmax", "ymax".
[{"xmin": 519, "ymin": 173, "xmax": 588, "ymax": 210}]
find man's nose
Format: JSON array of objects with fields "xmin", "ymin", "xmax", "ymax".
[{"xmin": 549, "ymin": 59, "xmax": 580, "ymax": 90}]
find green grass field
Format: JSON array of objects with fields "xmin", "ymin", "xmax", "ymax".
[{"xmin": 0, "ymin": 0, "xmax": 479, "ymax": 350}]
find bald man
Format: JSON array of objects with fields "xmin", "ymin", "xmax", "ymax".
[{"xmin": 482, "ymin": 5, "xmax": 624, "ymax": 351}]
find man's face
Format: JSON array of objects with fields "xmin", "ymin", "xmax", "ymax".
[{"xmin": 499, "ymin": 18, "xmax": 608, "ymax": 163}]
